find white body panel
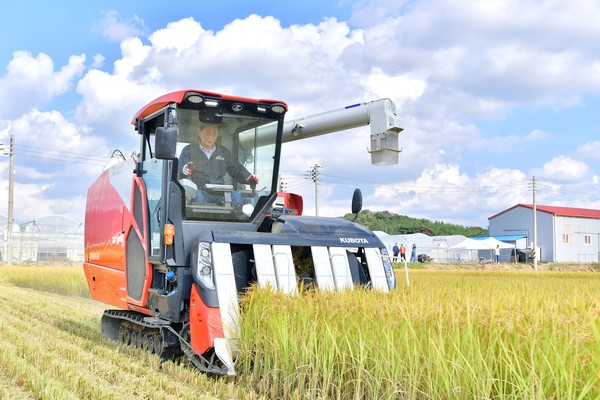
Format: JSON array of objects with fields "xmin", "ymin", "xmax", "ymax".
[
  {"xmin": 311, "ymin": 246, "xmax": 336, "ymax": 291},
  {"xmin": 329, "ymin": 247, "xmax": 353, "ymax": 290},
  {"xmin": 251, "ymin": 244, "xmax": 297, "ymax": 294},
  {"xmin": 212, "ymin": 242, "xmax": 240, "ymax": 340},
  {"xmin": 364, "ymin": 247, "xmax": 389, "ymax": 292},
  {"xmin": 272, "ymin": 245, "xmax": 297, "ymax": 294},
  {"xmin": 252, "ymin": 244, "xmax": 278, "ymax": 288}
]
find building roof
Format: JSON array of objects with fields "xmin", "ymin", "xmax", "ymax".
[
  {"xmin": 20, "ymin": 215, "xmax": 83, "ymax": 234},
  {"xmin": 489, "ymin": 204, "xmax": 600, "ymax": 220}
]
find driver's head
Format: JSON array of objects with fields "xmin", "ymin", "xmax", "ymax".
[{"xmin": 198, "ymin": 124, "xmax": 218, "ymax": 150}]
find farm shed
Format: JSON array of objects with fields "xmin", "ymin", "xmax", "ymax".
[{"xmin": 489, "ymin": 204, "xmax": 600, "ymax": 263}]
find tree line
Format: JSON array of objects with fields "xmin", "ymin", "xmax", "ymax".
[{"xmin": 342, "ymin": 209, "xmax": 488, "ymax": 237}]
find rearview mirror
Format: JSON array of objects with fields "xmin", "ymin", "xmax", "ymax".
[
  {"xmin": 155, "ymin": 127, "xmax": 178, "ymax": 160},
  {"xmin": 351, "ymin": 188, "xmax": 363, "ymax": 216}
]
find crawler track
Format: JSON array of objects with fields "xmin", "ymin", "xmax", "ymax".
[
  {"xmin": 102, "ymin": 310, "xmax": 229, "ymax": 375},
  {"xmin": 101, "ymin": 310, "xmax": 182, "ymax": 361}
]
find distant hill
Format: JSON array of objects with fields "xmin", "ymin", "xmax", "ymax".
[{"xmin": 341, "ymin": 209, "xmax": 488, "ymax": 237}]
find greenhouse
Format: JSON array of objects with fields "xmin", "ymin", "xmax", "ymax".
[{"xmin": 2, "ymin": 214, "xmax": 84, "ymax": 263}]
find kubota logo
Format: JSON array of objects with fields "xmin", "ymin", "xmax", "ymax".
[{"xmin": 339, "ymin": 237, "xmax": 369, "ymax": 244}]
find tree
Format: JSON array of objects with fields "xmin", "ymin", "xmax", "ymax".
[{"xmin": 342, "ymin": 210, "xmax": 487, "ymax": 237}]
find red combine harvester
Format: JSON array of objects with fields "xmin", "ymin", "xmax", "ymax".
[{"xmin": 83, "ymin": 89, "xmax": 403, "ymax": 375}]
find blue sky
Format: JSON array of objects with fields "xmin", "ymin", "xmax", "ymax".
[{"xmin": 1, "ymin": 0, "xmax": 600, "ymax": 228}]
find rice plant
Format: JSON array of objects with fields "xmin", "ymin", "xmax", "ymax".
[{"xmin": 236, "ymin": 271, "xmax": 600, "ymax": 399}]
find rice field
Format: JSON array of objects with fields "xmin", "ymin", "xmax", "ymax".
[{"xmin": 0, "ymin": 265, "xmax": 598, "ymax": 399}]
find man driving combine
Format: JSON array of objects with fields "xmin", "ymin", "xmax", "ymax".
[{"xmin": 178, "ymin": 122, "xmax": 259, "ymax": 204}]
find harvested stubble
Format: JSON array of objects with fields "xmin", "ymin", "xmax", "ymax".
[{"xmin": 0, "ymin": 267, "xmax": 232, "ymax": 400}]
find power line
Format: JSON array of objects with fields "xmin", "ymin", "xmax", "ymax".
[
  {"xmin": 317, "ymin": 177, "xmax": 530, "ymax": 196},
  {"xmin": 287, "ymin": 169, "xmax": 600, "ymax": 202},
  {"xmin": 15, "ymin": 143, "xmax": 108, "ymax": 162},
  {"xmin": 15, "ymin": 149, "xmax": 106, "ymax": 163},
  {"xmin": 535, "ymin": 182, "xmax": 600, "ymax": 201},
  {"xmin": 13, "ymin": 151, "xmax": 107, "ymax": 167},
  {"xmin": 317, "ymin": 171, "xmax": 532, "ymax": 194},
  {"xmin": 279, "ymin": 172, "xmax": 532, "ymax": 198},
  {"xmin": 0, "ymin": 141, "xmax": 112, "ymax": 167}
]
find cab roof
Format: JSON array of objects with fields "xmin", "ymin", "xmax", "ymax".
[{"xmin": 131, "ymin": 89, "xmax": 288, "ymax": 124}]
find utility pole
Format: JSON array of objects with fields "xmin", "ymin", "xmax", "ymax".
[
  {"xmin": 2, "ymin": 135, "xmax": 14, "ymax": 264},
  {"xmin": 307, "ymin": 164, "xmax": 321, "ymax": 216},
  {"xmin": 278, "ymin": 175, "xmax": 287, "ymax": 192},
  {"xmin": 531, "ymin": 176, "xmax": 538, "ymax": 271}
]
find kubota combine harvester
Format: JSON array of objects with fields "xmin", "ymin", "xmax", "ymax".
[{"xmin": 83, "ymin": 89, "xmax": 403, "ymax": 375}]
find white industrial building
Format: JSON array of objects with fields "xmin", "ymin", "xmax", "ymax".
[{"xmin": 489, "ymin": 204, "xmax": 600, "ymax": 263}]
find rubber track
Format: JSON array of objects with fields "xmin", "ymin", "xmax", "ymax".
[
  {"xmin": 103, "ymin": 310, "xmax": 228, "ymax": 375},
  {"xmin": 102, "ymin": 310, "xmax": 180, "ymax": 360}
]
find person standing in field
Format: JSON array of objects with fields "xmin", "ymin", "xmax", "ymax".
[
  {"xmin": 494, "ymin": 245, "xmax": 500, "ymax": 264},
  {"xmin": 392, "ymin": 243, "xmax": 399, "ymax": 262},
  {"xmin": 410, "ymin": 243, "xmax": 417, "ymax": 262},
  {"xmin": 400, "ymin": 243, "xmax": 406, "ymax": 261}
]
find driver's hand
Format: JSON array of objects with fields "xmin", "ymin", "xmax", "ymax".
[
  {"xmin": 245, "ymin": 174, "xmax": 259, "ymax": 189},
  {"xmin": 182, "ymin": 162, "xmax": 195, "ymax": 176}
]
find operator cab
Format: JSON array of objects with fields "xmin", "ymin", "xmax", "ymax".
[
  {"xmin": 133, "ymin": 91, "xmax": 286, "ymax": 260},
  {"xmin": 136, "ymin": 91, "xmax": 286, "ymax": 225},
  {"xmin": 172, "ymin": 108, "xmax": 278, "ymax": 220}
]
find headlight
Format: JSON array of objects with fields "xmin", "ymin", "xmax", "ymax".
[
  {"xmin": 270, "ymin": 104, "xmax": 286, "ymax": 114},
  {"xmin": 186, "ymin": 94, "xmax": 204, "ymax": 104},
  {"xmin": 195, "ymin": 242, "xmax": 215, "ymax": 290}
]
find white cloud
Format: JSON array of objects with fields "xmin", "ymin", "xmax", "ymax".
[
  {"xmin": 11, "ymin": 109, "xmax": 106, "ymax": 159},
  {"xmin": 0, "ymin": 110, "xmax": 109, "ymax": 222},
  {"xmin": 366, "ymin": 68, "xmax": 426, "ymax": 101},
  {"xmin": 74, "ymin": 37, "xmax": 157, "ymax": 149},
  {"xmin": 531, "ymin": 155, "xmax": 590, "ymax": 182},
  {"xmin": 524, "ymin": 129, "xmax": 549, "ymax": 141},
  {"xmin": 73, "ymin": 15, "xmax": 388, "ymax": 145},
  {"xmin": 348, "ymin": 0, "xmax": 600, "ymax": 116},
  {"xmin": 311, "ymin": 163, "xmax": 531, "ymax": 226},
  {"xmin": 93, "ymin": 10, "xmax": 148, "ymax": 42},
  {"xmin": 0, "ymin": 51, "xmax": 85, "ymax": 118},
  {"xmin": 575, "ymin": 141, "xmax": 600, "ymax": 160},
  {"xmin": 148, "ymin": 17, "xmax": 204, "ymax": 54},
  {"xmin": 92, "ymin": 54, "xmax": 105, "ymax": 69},
  {"xmin": 465, "ymin": 128, "xmax": 550, "ymax": 152}
]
